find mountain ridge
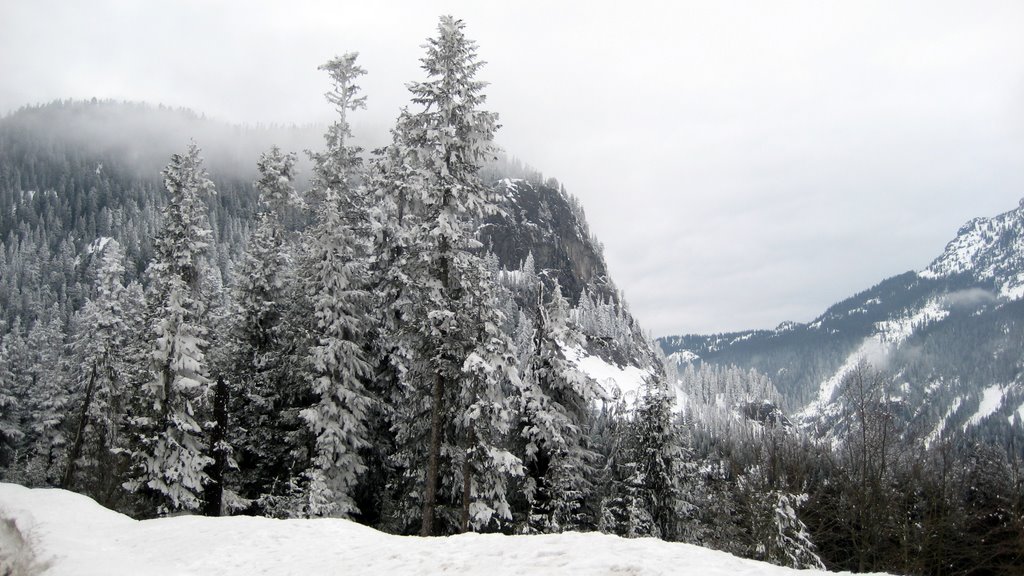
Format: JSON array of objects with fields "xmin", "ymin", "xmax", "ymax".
[{"xmin": 659, "ymin": 198, "xmax": 1024, "ymax": 449}]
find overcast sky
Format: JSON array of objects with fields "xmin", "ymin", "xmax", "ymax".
[{"xmin": 3, "ymin": 1, "xmax": 1024, "ymax": 336}]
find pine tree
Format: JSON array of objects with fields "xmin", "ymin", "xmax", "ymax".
[
  {"xmin": 384, "ymin": 15, "xmax": 506, "ymax": 536},
  {"xmin": 367, "ymin": 117, "xmax": 424, "ymax": 532},
  {"xmin": 768, "ymin": 490, "xmax": 824, "ymax": 569},
  {"xmin": 298, "ymin": 52, "xmax": 376, "ymax": 519},
  {"xmin": 234, "ymin": 147, "xmax": 299, "ymax": 361},
  {"xmin": 227, "ymin": 146, "xmax": 302, "ymax": 514},
  {"xmin": 0, "ymin": 315, "xmax": 29, "ymax": 477},
  {"xmin": 593, "ymin": 396, "xmax": 635, "ymax": 537},
  {"xmin": 735, "ymin": 462, "xmax": 824, "ymax": 569},
  {"xmin": 63, "ymin": 240, "xmax": 134, "ymax": 498},
  {"xmin": 0, "ymin": 320, "xmax": 24, "ymax": 474},
  {"xmin": 20, "ymin": 308, "xmax": 69, "ymax": 486},
  {"xmin": 127, "ymin": 143, "xmax": 216, "ymax": 514},
  {"xmin": 453, "ymin": 263, "xmax": 522, "ymax": 531},
  {"xmin": 626, "ymin": 374, "xmax": 682, "ymax": 540},
  {"xmin": 300, "ymin": 185, "xmax": 374, "ymax": 517},
  {"xmin": 519, "ymin": 282, "xmax": 601, "ymax": 533}
]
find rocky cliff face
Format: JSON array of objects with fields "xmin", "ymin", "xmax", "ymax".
[
  {"xmin": 482, "ymin": 178, "xmax": 614, "ymax": 303},
  {"xmin": 483, "ymin": 177, "xmax": 661, "ymax": 379}
]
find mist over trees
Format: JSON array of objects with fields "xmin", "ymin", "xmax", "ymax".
[{"xmin": 1, "ymin": 14, "xmax": 1023, "ymax": 576}]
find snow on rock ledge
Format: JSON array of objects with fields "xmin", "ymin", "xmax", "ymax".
[
  {"xmin": 563, "ymin": 345, "xmax": 652, "ymax": 405},
  {"xmin": 0, "ymin": 483, "xmax": 892, "ymax": 576}
]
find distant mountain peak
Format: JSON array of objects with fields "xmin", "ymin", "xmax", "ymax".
[
  {"xmin": 919, "ymin": 198, "xmax": 1024, "ymax": 299},
  {"xmin": 659, "ymin": 196, "xmax": 1024, "ymax": 451}
]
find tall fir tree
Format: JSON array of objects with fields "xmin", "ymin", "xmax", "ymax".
[
  {"xmin": 368, "ymin": 115, "xmax": 432, "ymax": 533},
  {"xmin": 626, "ymin": 374, "xmax": 682, "ymax": 540},
  {"xmin": 453, "ymin": 262, "xmax": 522, "ymax": 531},
  {"xmin": 0, "ymin": 319, "xmax": 36, "ymax": 482},
  {"xmin": 298, "ymin": 53, "xmax": 376, "ymax": 519},
  {"xmin": 0, "ymin": 320, "xmax": 23, "ymax": 474},
  {"xmin": 20, "ymin": 308, "xmax": 69, "ymax": 487},
  {"xmin": 233, "ymin": 147, "xmax": 299, "ymax": 364},
  {"xmin": 226, "ymin": 146, "xmax": 303, "ymax": 515},
  {"xmin": 381, "ymin": 15, "xmax": 517, "ymax": 536},
  {"xmin": 127, "ymin": 143, "xmax": 216, "ymax": 514}
]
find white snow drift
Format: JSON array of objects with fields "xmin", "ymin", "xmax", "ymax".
[{"xmin": 0, "ymin": 483, "xmax": 891, "ymax": 576}]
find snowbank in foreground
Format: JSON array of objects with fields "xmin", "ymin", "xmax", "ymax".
[{"xmin": 0, "ymin": 483, "xmax": 886, "ymax": 576}]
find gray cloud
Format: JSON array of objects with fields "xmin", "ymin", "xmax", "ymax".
[
  {"xmin": 3, "ymin": 0, "xmax": 1024, "ymax": 337},
  {"xmin": 942, "ymin": 288, "xmax": 998, "ymax": 310}
]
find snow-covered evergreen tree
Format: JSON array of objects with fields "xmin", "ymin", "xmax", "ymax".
[
  {"xmin": 0, "ymin": 319, "xmax": 35, "ymax": 482},
  {"xmin": 0, "ymin": 320, "xmax": 23, "ymax": 474},
  {"xmin": 592, "ymin": 395, "xmax": 636, "ymax": 537},
  {"xmin": 518, "ymin": 282, "xmax": 601, "ymax": 533},
  {"xmin": 453, "ymin": 263, "xmax": 522, "ymax": 531},
  {"xmin": 234, "ymin": 147, "xmax": 299, "ymax": 361},
  {"xmin": 298, "ymin": 52, "xmax": 376, "ymax": 519},
  {"xmin": 379, "ymin": 15, "xmax": 510, "ymax": 536},
  {"xmin": 300, "ymin": 188, "xmax": 374, "ymax": 518},
  {"xmin": 127, "ymin": 143, "xmax": 216, "ymax": 514},
  {"xmin": 226, "ymin": 146, "xmax": 302, "ymax": 515},
  {"xmin": 363, "ymin": 107, "xmax": 445, "ymax": 533},
  {"xmin": 767, "ymin": 491, "xmax": 823, "ymax": 569},
  {"xmin": 20, "ymin": 309, "xmax": 68, "ymax": 486},
  {"xmin": 740, "ymin": 467, "xmax": 824, "ymax": 569},
  {"xmin": 63, "ymin": 240, "xmax": 135, "ymax": 497},
  {"xmin": 625, "ymin": 374, "xmax": 682, "ymax": 540}
]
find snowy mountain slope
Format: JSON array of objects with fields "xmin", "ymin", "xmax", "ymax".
[
  {"xmin": 658, "ymin": 198, "xmax": 1024, "ymax": 448},
  {"xmin": 920, "ymin": 198, "xmax": 1024, "ymax": 299},
  {"xmin": 565, "ymin": 344, "xmax": 654, "ymax": 405},
  {"xmin": 0, "ymin": 483, "xmax": 889, "ymax": 576}
]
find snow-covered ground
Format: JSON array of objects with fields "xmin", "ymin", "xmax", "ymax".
[
  {"xmin": 964, "ymin": 384, "xmax": 1005, "ymax": 431},
  {"xmin": 0, "ymin": 483, "xmax": 888, "ymax": 576},
  {"xmin": 925, "ymin": 396, "xmax": 962, "ymax": 448},
  {"xmin": 873, "ymin": 298, "xmax": 948, "ymax": 346},
  {"xmin": 795, "ymin": 337, "xmax": 887, "ymax": 424},
  {"xmin": 564, "ymin": 345, "xmax": 652, "ymax": 405}
]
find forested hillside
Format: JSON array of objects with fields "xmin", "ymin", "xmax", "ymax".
[
  {"xmin": 659, "ymin": 200, "xmax": 1024, "ymax": 451},
  {"xmin": 0, "ymin": 14, "xmax": 678, "ymax": 546},
  {"xmin": 659, "ymin": 200, "xmax": 1024, "ymax": 574}
]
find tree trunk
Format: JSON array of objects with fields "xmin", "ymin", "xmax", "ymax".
[
  {"xmin": 421, "ymin": 371, "xmax": 445, "ymax": 536},
  {"xmin": 203, "ymin": 376, "xmax": 229, "ymax": 516},
  {"xmin": 422, "ymin": 225, "xmax": 453, "ymax": 536},
  {"xmin": 61, "ymin": 364, "xmax": 99, "ymax": 489},
  {"xmin": 460, "ymin": 437, "xmax": 474, "ymax": 532}
]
